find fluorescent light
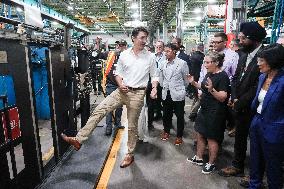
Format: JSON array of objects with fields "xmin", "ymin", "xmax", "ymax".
[
  {"xmin": 16, "ymin": 7, "xmax": 23, "ymax": 12},
  {"xmin": 193, "ymin": 8, "xmax": 201, "ymax": 14},
  {"xmin": 196, "ymin": 16, "xmax": 202, "ymax": 21},
  {"xmin": 132, "ymin": 12, "xmax": 139, "ymax": 18},
  {"xmin": 52, "ymin": 21, "xmax": 59, "ymax": 25},
  {"xmin": 185, "ymin": 21, "xmax": 197, "ymax": 27},
  {"xmin": 67, "ymin": 6, "xmax": 73, "ymax": 10},
  {"xmin": 208, "ymin": 0, "xmax": 216, "ymax": 4},
  {"xmin": 130, "ymin": 3, "xmax": 139, "ymax": 9}
]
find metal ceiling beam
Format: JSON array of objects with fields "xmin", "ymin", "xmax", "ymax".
[{"xmin": 2, "ymin": 0, "xmax": 90, "ymax": 33}]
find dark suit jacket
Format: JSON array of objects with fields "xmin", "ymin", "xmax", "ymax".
[
  {"xmin": 188, "ymin": 51, "xmax": 204, "ymax": 81},
  {"xmin": 231, "ymin": 49, "xmax": 262, "ymax": 112},
  {"xmin": 178, "ymin": 51, "xmax": 190, "ymax": 65},
  {"xmin": 251, "ymin": 70, "xmax": 284, "ymax": 143}
]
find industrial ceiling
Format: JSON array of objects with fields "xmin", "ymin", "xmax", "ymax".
[{"xmin": 41, "ymin": 0, "xmax": 227, "ymax": 35}]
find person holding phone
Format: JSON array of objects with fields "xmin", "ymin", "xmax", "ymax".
[{"xmin": 187, "ymin": 51, "xmax": 230, "ymax": 174}]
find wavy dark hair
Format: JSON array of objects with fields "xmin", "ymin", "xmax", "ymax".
[
  {"xmin": 257, "ymin": 43, "xmax": 284, "ymax": 70},
  {"xmin": 131, "ymin": 27, "xmax": 149, "ymax": 39},
  {"xmin": 165, "ymin": 43, "xmax": 179, "ymax": 51}
]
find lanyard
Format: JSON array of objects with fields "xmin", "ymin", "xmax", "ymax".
[{"xmin": 156, "ymin": 55, "xmax": 163, "ymax": 68}]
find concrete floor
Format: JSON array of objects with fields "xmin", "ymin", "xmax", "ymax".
[
  {"xmin": 106, "ymin": 97, "xmax": 256, "ymax": 189},
  {"xmin": 12, "ymin": 92, "xmax": 272, "ymax": 189}
]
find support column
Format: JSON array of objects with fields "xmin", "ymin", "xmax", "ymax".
[
  {"xmin": 271, "ymin": 0, "xmax": 282, "ymax": 43},
  {"xmin": 176, "ymin": 0, "xmax": 184, "ymax": 38},
  {"xmin": 232, "ymin": 0, "xmax": 247, "ymax": 33},
  {"xmin": 64, "ymin": 24, "xmax": 72, "ymax": 49},
  {"xmin": 163, "ymin": 22, "xmax": 168, "ymax": 42}
]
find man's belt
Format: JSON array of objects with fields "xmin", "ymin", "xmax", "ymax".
[{"xmin": 128, "ymin": 87, "xmax": 146, "ymax": 91}]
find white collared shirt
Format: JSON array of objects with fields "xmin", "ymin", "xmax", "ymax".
[
  {"xmin": 155, "ymin": 52, "xmax": 167, "ymax": 84},
  {"xmin": 221, "ymin": 48, "xmax": 239, "ymax": 81},
  {"xmin": 245, "ymin": 44, "xmax": 262, "ymax": 67},
  {"xmin": 155, "ymin": 52, "xmax": 167, "ymax": 69},
  {"xmin": 116, "ymin": 48, "xmax": 159, "ymax": 88}
]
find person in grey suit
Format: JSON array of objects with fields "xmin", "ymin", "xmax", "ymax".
[{"xmin": 160, "ymin": 43, "xmax": 189, "ymax": 145}]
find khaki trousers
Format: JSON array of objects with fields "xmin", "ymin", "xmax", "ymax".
[{"xmin": 76, "ymin": 88, "xmax": 145, "ymax": 154}]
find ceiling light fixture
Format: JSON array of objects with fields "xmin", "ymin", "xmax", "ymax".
[
  {"xmin": 208, "ymin": 0, "xmax": 216, "ymax": 4},
  {"xmin": 196, "ymin": 16, "xmax": 202, "ymax": 21},
  {"xmin": 130, "ymin": 3, "xmax": 139, "ymax": 9},
  {"xmin": 132, "ymin": 12, "xmax": 139, "ymax": 18},
  {"xmin": 16, "ymin": 7, "xmax": 23, "ymax": 12},
  {"xmin": 193, "ymin": 8, "xmax": 201, "ymax": 14}
]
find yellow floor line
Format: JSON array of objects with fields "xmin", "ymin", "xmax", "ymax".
[
  {"xmin": 96, "ymin": 129, "xmax": 124, "ymax": 189},
  {"xmin": 42, "ymin": 147, "xmax": 54, "ymax": 161}
]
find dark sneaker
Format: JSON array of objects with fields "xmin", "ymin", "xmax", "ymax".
[
  {"xmin": 148, "ymin": 124, "xmax": 154, "ymax": 130},
  {"xmin": 202, "ymin": 163, "xmax": 216, "ymax": 174},
  {"xmin": 187, "ymin": 155, "xmax": 204, "ymax": 166},
  {"xmin": 105, "ymin": 126, "xmax": 112, "ymax": 136},
  {"xmin": 188, "ymin": 112, "xmax": 197, "ymax": 122},
  {"xmin": 154, "ymin": 113, "xmax": 162, "ymax": 120},
  {"xmin": 218, "ymin": 166, "xmax": 244, "ymax": 177},
  {"xmin": 115, "ymin": 124, "xmax": 125, "ymax": 129}
]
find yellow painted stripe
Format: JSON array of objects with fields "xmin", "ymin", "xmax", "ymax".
[
  {"xmin": 96, "ymin": 129, "xmax": 124, "ymax": 189},
  {"xmin": 42, "ymin": 147, "xmax": 54, "ymax": 161}
]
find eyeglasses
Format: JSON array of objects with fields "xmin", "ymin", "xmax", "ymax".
[
  {"xmin": 212, "ymin": 41, "xmax": 224, "ymax": 44},
  {"xmin": 203, "ymin": 61, "xmax": 214, "ymax": 64}
]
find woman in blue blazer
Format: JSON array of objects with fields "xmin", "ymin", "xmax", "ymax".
[{"xmin": 249, "ymin": 44, "xmax": 284, "ymax": 189}]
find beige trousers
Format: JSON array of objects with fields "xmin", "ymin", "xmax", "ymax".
[{"xmin": 76, "ymin": 89, "xmax": 145, "ymax": 154}]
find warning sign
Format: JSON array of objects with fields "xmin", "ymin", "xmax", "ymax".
[{"xmin": 1, "ymin": 107, "xmax": 21, "ymax": 142}]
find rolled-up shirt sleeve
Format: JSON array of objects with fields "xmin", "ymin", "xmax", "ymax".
[{"xmin": 150, "ymin": 55, "xmax": 159, "ymax": 82}]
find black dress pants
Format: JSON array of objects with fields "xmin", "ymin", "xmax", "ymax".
[
  {"xmin": 162, "ymin": 91, "xmax": 185, "ymax": 137},
  {"xmin": 146, "ymin": 83, "xmax": 162, "ymax": 126},
  {"xmin": 232, "ymin": 111, "xmax": 253, "ymax": 170}
]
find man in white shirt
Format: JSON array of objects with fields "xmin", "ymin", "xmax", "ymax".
[{"xmin": 61, "ymin": 27, "xmax": 159, "ymax": 168}]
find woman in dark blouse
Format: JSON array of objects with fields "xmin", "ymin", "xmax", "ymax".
[{"xmin": 187, "ymin": 51, "xmax": 230, "ymax": 174}]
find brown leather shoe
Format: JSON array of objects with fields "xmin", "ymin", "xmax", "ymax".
[
  {"xmin": 228, "ymin": 127, "xmax": 236, "ymax": 137},
  {"xmin": 161, "ymin": 132, "xmax": 170, "ymax": 141},
  {"xmin": 174, "ymin": 137, "xmax": 183, "ymax": 145},
  {"xmin": 239, "ymin": 175, "xmax": 250, "ymax": 188},
  {"xmin": 61, "ymin": 133, "xmax": 82, "ymax": 151},
  {"xmin": 120, "ymin": 154, "xmax": 134, "ymax": 168},
  {"xmin": 218, "ymin": 166, "xmax": 244, "ymax": 177}
]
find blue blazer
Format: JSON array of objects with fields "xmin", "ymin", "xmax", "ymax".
[{"xmin": 251, "ymin": 70, "xmax": 284, "ymax": 143}]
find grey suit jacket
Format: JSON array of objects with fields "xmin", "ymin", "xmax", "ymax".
[{"xmin": 161, "ymin": 57, "xmax": 189, "ymax": 101}]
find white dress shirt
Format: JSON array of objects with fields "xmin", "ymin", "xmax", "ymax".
[
  {"xmin": 240, "ymin": 44, "xmax": 262, "ymax": 79},
  {"xmin": 257, "ymin": 88, "xmax": 267, "ymax": 114},
  {"xmin": 155, "ymin": 52, "xmax": 167, "ymax": 85},
  {"xmin": 116, "ymin": 48, "xmax": 159, "ymax": 88},
  {"xmin": 245, "ymin": 44, "xmax": 262, "ymax": 68}
]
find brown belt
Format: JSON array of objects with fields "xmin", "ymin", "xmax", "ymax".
[{"xmin": 128, "ymin": 87, "xmax": 146, "ymax": 91}]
